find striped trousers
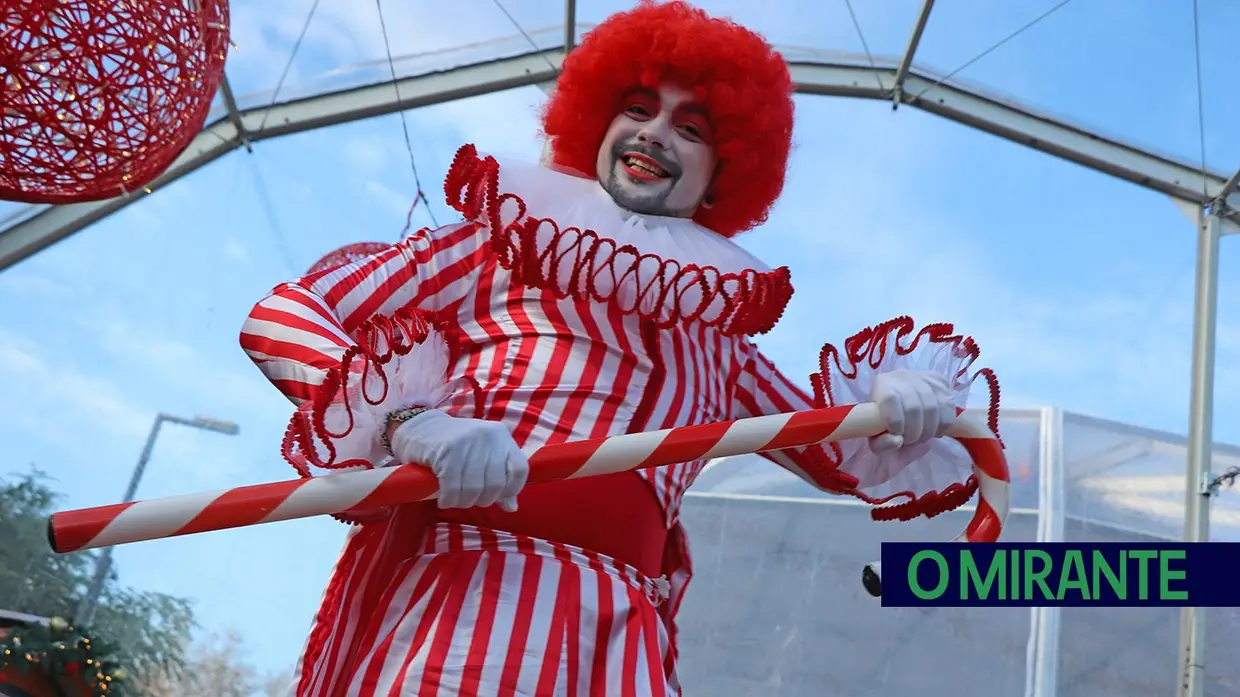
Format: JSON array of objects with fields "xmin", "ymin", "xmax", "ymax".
[{"xmin": 300, "ymin": 522, "xmax": 678, "ymax": 697}]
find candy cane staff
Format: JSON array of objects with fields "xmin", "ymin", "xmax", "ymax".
[{"xmin": 238, "ymin": 2, "xmax": 1003, "ymax": 695}]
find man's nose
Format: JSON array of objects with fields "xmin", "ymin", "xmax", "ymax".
[{"xmin": 636, "ymin": 118, "xmax": 672, "ymax": 149}]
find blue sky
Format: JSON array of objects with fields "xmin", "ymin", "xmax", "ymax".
[{"xmin": 1, "ymin": 0, "xmax": 1239, "ymax": 680}]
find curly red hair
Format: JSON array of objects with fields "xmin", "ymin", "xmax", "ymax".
[{"xmin": 541, "ymin": 0, "xmax": 795, "ymax": 238}]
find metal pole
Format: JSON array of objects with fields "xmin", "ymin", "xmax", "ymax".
[
  {"xmin": 73, "ymin": 415, "xmax": 166, "ymax": 627},
  {"xmin": 1027, "ymin": 407, "xmax": 1064, "ymax": 697},
  {"xmin": 1176, "ymin": 208, "xmax": 1222, "ymax": 697},
  {"xmin": 563, "ymin": 0, "xmax": 576, "ymax": 54},
  {"xmin": 218, "ymin": 74, "xmax": 253, "ymax": 152},
  {"xmin": 891, "ymin": 0, "xmax": 935, "ymax": 108}
]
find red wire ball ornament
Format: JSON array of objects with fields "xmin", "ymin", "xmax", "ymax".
[
  {"xmin": 0, "ymin": 0, "xmax": 231, "ymax": 204},
  {"xmin": 307, "ymin": 242, "xmax": 391, "ymax": 275}
]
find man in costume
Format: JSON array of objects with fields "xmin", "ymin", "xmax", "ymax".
[{"xmin": 240, "ymin": 2, "xmax": 1000, "ymax": 695}]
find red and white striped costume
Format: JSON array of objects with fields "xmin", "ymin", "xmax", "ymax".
[{"xmin": 241, "ymin": 147, "xmax": 999, "ymax": 696}]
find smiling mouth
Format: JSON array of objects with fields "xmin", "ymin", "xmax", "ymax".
[{"xmin": 619, "ymin": 153, "xmax": 671, "ymax": 181}]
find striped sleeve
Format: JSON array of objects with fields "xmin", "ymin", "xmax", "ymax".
[
  {"xmin": 239, "ymin": 222, "xmax": 488, "ymax": 405},
  {"xmin": 731, "ymin": 342, "xmax": 848, "ymax": 492}
]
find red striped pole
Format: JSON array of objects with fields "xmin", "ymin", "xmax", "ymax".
[{"xmin": 47, "ymin": 404, "xmax": 1009, "ymax": 596}]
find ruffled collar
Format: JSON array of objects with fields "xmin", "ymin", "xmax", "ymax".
[{"xmin": 443, "ymin": 144, "xmax": 794, "ymax": 337}]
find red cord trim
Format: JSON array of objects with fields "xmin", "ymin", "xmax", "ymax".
[
  {"xmin": 868, "ymin": 477, "xmax": 980, "ymax": 521},
  {"xmin": 295, "ymin": 528, "xmax": 366, "ymax": 697},
  {"xmin": 443, "ymin": 144, "xmax": 794, "ymax": 338},
  {"xmin": 805, "ymin": 315, "xmax": 1003, "ymax": 521},
  {"xmin": 278, "ymin": 305, "xmax": 456, "ymax": 525}
]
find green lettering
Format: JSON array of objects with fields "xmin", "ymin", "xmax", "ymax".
[
  {"xmin": 1023, "ymin": 550, "xmax": 1054, "ymax": 600},
  {"xmin": 962, "ymin": 549, "xmax": 1005, "ymax": 599},
  {"xmin": 1160, "ymin": 550, "xmax": 1188, "ymax": 601},
  {"xmin": 1092, "ymin": 550, "xmax": 1126, "ymax": 600},
  {"xmin": 1057, "ymin": 550, "xmax": 1090, "ymax": 600},
  {"xmin": 1130, "ymin": 550, "xmax": 1157, "ymax": 600},
  {"xmin": 909, "ymin": 550, "xmax": 949, "ymax": 599},
  {"xmin": 1010, "ymin": 546, "xmax": 1020, "ymax": 599}
]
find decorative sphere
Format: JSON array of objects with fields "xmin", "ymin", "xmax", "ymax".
[
  {"xmin": 0, "ymin": 0, "xmax": 230, "ymax": 203},
  {"xmin": 307, "ymin": 242, "xmax": 391, "ymax": 275}
]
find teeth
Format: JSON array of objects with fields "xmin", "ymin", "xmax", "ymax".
[{"xmin": 624, "ymin": 157, "xmax": 665, "ymax": 176}]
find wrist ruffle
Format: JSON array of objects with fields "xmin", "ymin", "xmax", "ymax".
[
  {"xmin": 279, "ymin": 305, "xmax": 466, "ymax": 473},
  {"xmin": 808, "ymin": 316, "xmax": 1002, "ymax": 521}
]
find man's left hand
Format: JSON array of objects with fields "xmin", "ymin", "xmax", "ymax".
[{"xmin": 867, "ymin": 369, "xmax": 957, "ymax": 455}]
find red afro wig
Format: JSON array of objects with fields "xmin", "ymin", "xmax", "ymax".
[{"xmin": 541, "ymin": 1, "xmax": 795, "ymax": 238}]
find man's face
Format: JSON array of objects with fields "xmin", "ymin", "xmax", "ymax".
[{"xmin": 595, "ymin": 84, "xmax": 716, "ymax": 218}]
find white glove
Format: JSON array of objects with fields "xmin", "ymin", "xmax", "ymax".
[
  {"xmin": 867, "ymin": 369, "xmax": 957, "ymax": 455},
  {"xmin": 388, "ymin": 409, "xmax": 529, "ymax": 511}
]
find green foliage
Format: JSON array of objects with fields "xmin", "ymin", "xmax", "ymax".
[
  {"xmin": 1, "ymin": 617, "xmax": 131, "ymax": 696},
  {"xmin": 88, "ymin": 586, "xmax": 195, "ymax": 683},
  {"xmin": 0, "ymin": 469, "xmax": 95, "ymax": 619},
  {"xmin": 0, "ymin": 468, "xmax": 197, "ymax": 691}
]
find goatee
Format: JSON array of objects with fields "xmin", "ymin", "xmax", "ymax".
[{"xmin": 601, "ymin": 142, "xmax": 683, "ymax": 216}]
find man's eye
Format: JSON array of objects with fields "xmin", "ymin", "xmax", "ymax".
[
  {"xmin": 678, "ymin": 124, "xmax": 700, "ymax": 137},
  {"xmin": 625, "ymin": 105, "xmax": 651, "ymax": 118}
]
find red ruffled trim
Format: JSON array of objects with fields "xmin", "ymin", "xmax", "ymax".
[
  {"xmin": 804, "ymin": 316, "xmax": 1003, "ymax": 522},
  {"xmin": 295, "ymin": 526, "xmax": 367, "ymax": 697},
  {"xmin": 281, "ymin": 306, "xmax": 446, "ymax": 473},
  {"xmin": 279, "ymin": 306, "xmax": 461, "ymax": 525},
  {"xmin": 443, "ymin": 144, "xmax": 793, "ymax": 337}
]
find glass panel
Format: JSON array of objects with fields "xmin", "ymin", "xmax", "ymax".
[
  {"xmin": 222, "ymin": 0, "xmax": 928, "ymax": 114},
  {"xmin": 0, "ymin": 201, "xmax": 45, "ymax": 231},
  {"xmin": 682, "ymin": 409, "xmax": 1039, "ymax": 695},
  {"xmin": 678, "ymin": 497, "xmax": 1035, "ymax": 696},
  {"xmin": 1062, "ymin": 413, "xmax": 1240, "ymax": 542},
  {"xmin": 1197, "ymin": 0, "xmax": 1240, "ymax": 178},
  {"xmin": 578, "ymin": 0, "xmax": 927, "ymax": 62},
  {"xmin": 223, "ymin": 0, "xmax": 546, "ymax": 102},
  {"xmin": 912, "ymin": 0, "xmax": 1227, "ymax": 170},
  {"xmin": 1057, "ymin": 412, "xmax": 1240, "ymax": 697},
  {"xmin": 1206, "ymin": 606, "xmax": 1240, "ymax": 697}
]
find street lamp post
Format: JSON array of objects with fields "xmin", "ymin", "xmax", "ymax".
[{"xmin": 72, "ymin": 412, "xmax": 239, "ymax": 627}]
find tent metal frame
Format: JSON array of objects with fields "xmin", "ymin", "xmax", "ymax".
[{"xmin": 0, "ymin": 4, "xmax": 1234, "ymax": 695}]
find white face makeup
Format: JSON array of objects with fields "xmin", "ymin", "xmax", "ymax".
[{"xmin": 594, "ymin": 84, "xmax": 717, "ymax": 218}]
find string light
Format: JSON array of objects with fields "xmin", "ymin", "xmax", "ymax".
[
  {"xmin": 1, "ymin": 0, "xmax": 230, "ymax": 204},
  {"xmin": 0, "ymin": 617, "xmax": 132, "ymax": 697}
]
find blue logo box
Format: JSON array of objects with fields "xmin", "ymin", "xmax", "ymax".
[{"xmin": 879, "ymin": 542, "xmax": 1240, "ymax": 607}]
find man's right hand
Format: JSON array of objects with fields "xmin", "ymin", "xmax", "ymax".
[{"xmin": 388, "ymin": 409, "xmax": 530, "ymax": 511}]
